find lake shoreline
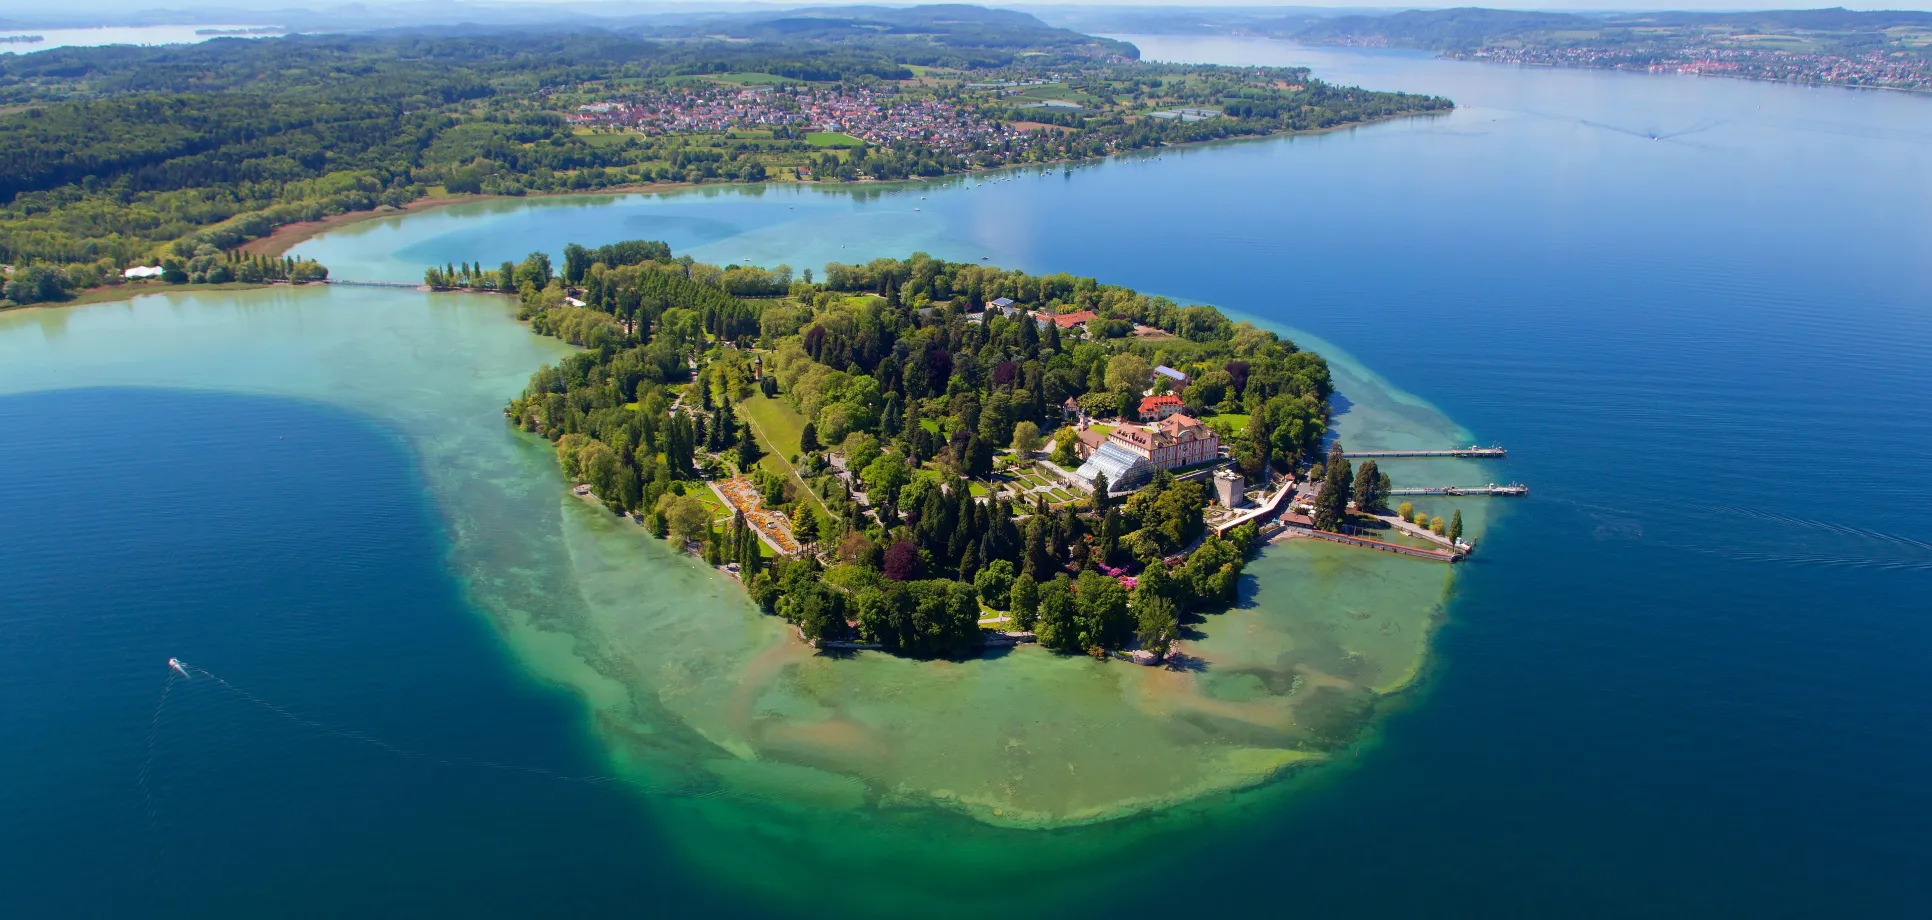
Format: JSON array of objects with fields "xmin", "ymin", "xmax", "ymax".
[
  {"xmin": 280, "ymin": 166, "xmax": 1480, "ymax": 830},
  {"xmin": 243, "ymin": 109, "xmax": 1446, "ymax": 259},
  {"xmin": 0, "ymin": 280, "xmax": 289, "ymax": 313}
]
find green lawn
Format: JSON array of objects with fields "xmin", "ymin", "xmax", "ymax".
[
  {"xmin": 740, "ymin": 393, "xmax": 806, "ymax": 457},
  {"xmin": 806, "ymin": 132, "xmax": 865, "ymax": 148},
  {"xmin": 1007, "ymin": 84, "xmax": 1098, "ymax": 106},
  {"xmin": 737, "ymin": 393, "xmax": 832, "ymax": 521},
  {"xmin": 1211, "ymin": 413, "xmax": 1251, "ymax": 434},
  {"xmin": 681, "ymin": 482, "xmax": 726, "ymax": 515}
]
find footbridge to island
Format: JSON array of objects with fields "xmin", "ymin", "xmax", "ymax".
[
  {"xmin": 325, "ymin": 279, "xmax": 426, "ymax": 290},
  {"xmin": 1388, "ymin": 484, "xmax": 1528, "ymax": 497},
  {"xmin": 1341, "ymin": 446, "xmax": 1508, "ymax": 459}
]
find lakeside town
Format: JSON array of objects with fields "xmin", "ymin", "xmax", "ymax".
[
  {"xmin": 1459, "ymin": 43, "xmax": 1932, "ymax": 91},
  {"xmin": 569, "ymin": 84, "xmax": 1028, "ymax": 156}
]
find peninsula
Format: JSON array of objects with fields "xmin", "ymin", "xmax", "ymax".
[{"xmin": 0, "ymin": 5, "xmax": 1450, "ymax": 309}]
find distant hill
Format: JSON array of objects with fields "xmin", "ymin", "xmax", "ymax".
[
  {"xmin": 1292, "ymin": 7, "xmax": 1932, "ymax": 52},
  {"xmin": 651, "ymin": 4, "xmax": 1138, "ymax": 59},
  {"xmin": 1293, "ymin": 8, "xmax": 1592, "ymax": 51}
]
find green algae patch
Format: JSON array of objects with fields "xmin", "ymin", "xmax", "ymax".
[
  {"xmin": 703, "ymin": 757, "xmax": 870, "ymax": 811},
  {"xmin": 1223, "ymin": 746, "xmax": 1324, "ymax": 777}
]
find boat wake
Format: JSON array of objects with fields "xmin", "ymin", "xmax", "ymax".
[
  {"xmin": 145, "ymin": 659, "xmax": 634, "ymax": 798},
  {"xmin": 1684, "ymin": 504, "xmax": 1932, "ymax": 572},
  {"xmin": 1538, "ymin": 497, "xmax": 1932, "ymax": 571}
]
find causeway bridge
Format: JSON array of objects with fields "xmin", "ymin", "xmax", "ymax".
[
  {"xmin": 1388, "ymin": 484, "xmax": 1528, "ymax": 497},
  {"xmin": 1342, "ymin": 446, "xmax": 1507, "ymax": 459},
  {"xmin": 1275, "ymin": 521, "xmax": 1465, "ymax": 563},
  {"xmin": 325, "ymin": 279, "xmax": 424, "ymax": 289}
]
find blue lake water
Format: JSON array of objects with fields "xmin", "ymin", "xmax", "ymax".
[
  {"xmin": 6, "ymin": 36, "xmax": 1932, "ymax": 917},
  {"xmin": 0, "ymin": 25, "xmax": 278, "ymax": 55},
  {"xmin": 0, "ymin": 388, "xmax": 760, "ymax": 917}
]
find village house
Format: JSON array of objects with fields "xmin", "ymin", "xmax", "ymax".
[
  {"xmin": 1049, "ymin": 309, "xmax": 1097, "ymax": 330},
  {"xmin": 1154, "ymin": 365, "xmax": 1188, "ymax": 389},
  {"xmin": 1074, "ymin": 425, "xmax": 1110, "ymax": 459},
  {"xmin": 1137, "ymin": 393, "xmax": 1184, "ymax": 422}
]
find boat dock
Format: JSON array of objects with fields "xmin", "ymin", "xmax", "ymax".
[
  {"xmin": 1387, "ymin": 484, "xmax": 1528, "ymax": 497},
  {"xmin": 1341, "ymin": 446, "xmax": 1507, "ymax": 459}
]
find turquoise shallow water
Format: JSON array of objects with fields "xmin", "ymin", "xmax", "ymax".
[{"xmin": 5, "ymin": 36, "xmax": 1932, "ymax": 916}]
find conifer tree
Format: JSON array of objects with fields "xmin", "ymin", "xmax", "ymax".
[
  {"xmin": 1022, "ymin": 516, "xmax": 1050, "ymax": 580},
  {"xmin": 793, "ymin": 506, "xmax": 819, "ymax": 546},
  {"xmin": 1352, "ymin": 459, "xmax": 1381, "ymax": 512},
  {"xmin": 1010, "ymin": 573, "xmax": 1039, "ymax": 630},
  {"xmin": 735, "ymin": 423, "xmax": 761, "ymax": 472},
  {"xmin": 1314, "ymin": 443, "xmax": 1352, "ymax": 532}
]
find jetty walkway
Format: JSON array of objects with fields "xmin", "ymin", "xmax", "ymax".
[
  {"xmin": 1341, "ymin": 446, "xmax": 1507, "ymax": 459},
  {"xmin": 1209, "ymin": 475, "xmax": 1297, "ymax": 536},
  {"xmin": 1275, "ymin": 520, "xmax": 1465, "ymax": 563},
  {"xmin": 324, "ymin": 279, "xmax": 424, "ymax": 289},
  {"xmin": 1388, "ymin": 484, "xmax": 1528, "ymax": 497}
]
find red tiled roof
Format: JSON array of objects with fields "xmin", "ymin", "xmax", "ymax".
[
  {"xmin": 1051, "ymin": 310, "xmax": 1097, "ymax": 328},
  {"xmin": 1111, "ymin": 426, "xmax": 1156, "ymax": 450},
  {"xmin": 1139, "ymin": 394, "xmax": 1182, "ymax": 413},
  {"xmin": 1158, "ymin": 413, "xmax": 1202, "ymax": 434}
]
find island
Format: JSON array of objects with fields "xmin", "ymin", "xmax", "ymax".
[
  {"xmin": 0, "ymin": 5, "xmax": 1450, "ymax": 308},
  {"xmin": 475, "ymin": 240, "xmax": 1475, "ymax": 668}
]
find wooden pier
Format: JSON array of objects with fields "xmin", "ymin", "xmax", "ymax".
[
  {"xmin": 1341, "ymin": 446, "xmax": 1507, "ymax": 459},
  {"xmin": 325, "ymin": 279, "xmax": 424, "ymax": 289},
  {"xmin": 1388, "ymin": 483, "xmax": 1528, "ymax": 497},
  {"xmin": 1277, "ymin": 522, "xmax": 1465, "ymax": 562}
]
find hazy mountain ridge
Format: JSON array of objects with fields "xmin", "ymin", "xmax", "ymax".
[{"xmin": 1294, "ymin": 6, "xmax": 1932, "ymax": 51}]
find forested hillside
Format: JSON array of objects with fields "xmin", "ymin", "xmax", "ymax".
[{"xmin": 0, "ymin": 6, "xmax": 1448, "ymax": 308}]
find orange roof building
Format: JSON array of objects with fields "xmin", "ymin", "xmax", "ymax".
[{"xmin": 1138, "ymin": 394, "xmax": 1184, "ymax": 421}]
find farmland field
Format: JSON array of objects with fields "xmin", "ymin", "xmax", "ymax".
[{"xmin": 805, "ymin": 132, "xmax": 865, "ymax": 148}]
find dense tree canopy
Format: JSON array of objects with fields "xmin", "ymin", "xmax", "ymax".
[
  {"xmin": 502, "ymin": 244, "xmax": 1297, "ymax": 659},
  {"xmin": 0, "ymin": 25, "xmax": 1446, "ymax": 305}
]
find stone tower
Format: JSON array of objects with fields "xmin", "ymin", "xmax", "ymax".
[{"xmin": 1214, "ymin": 468, "xmax": 1246, "ymax": 509}]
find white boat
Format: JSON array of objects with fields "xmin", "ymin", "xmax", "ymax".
[{"xmin": 168, "ymin": 657, "xmax": 190, "ymax": 678}]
